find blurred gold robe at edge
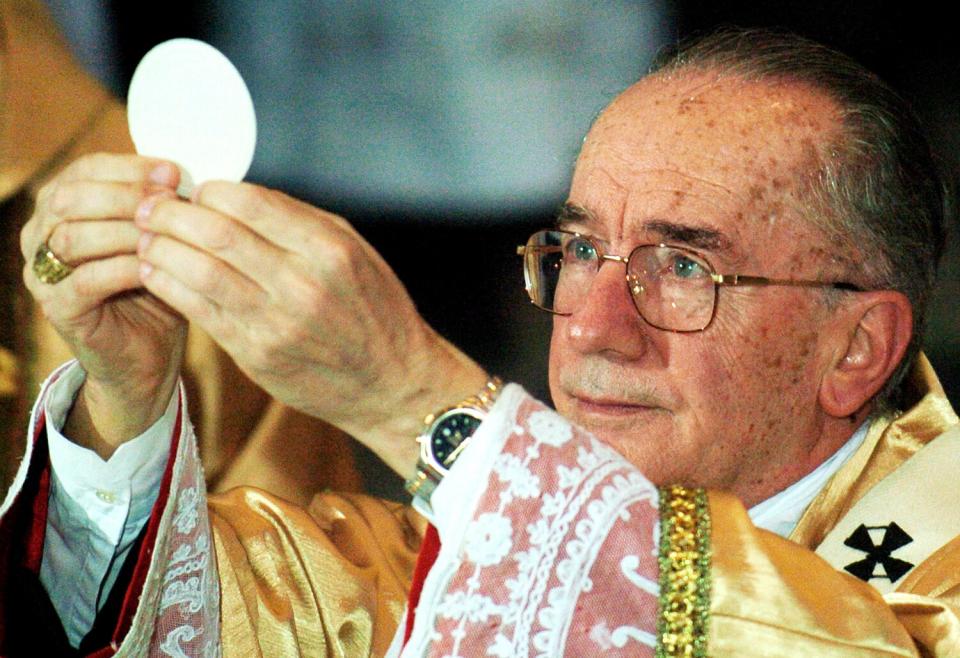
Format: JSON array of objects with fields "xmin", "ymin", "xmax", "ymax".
[{"xmin": 0, "ymin": 0, "xmax": 364, "ymax": 504}]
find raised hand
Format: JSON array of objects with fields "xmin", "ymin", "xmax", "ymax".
[
  {"xmin": 21, "ymin": 154, "xmax": 185, "ymax": 456},
  {"xmin": 135, "ymin": 181, "xmax": 487, "ymax": 475}
]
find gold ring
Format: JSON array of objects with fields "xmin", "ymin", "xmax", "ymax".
[{"xmin": 32, "ymin": 241, "xmax": 74, "ymax": 285}]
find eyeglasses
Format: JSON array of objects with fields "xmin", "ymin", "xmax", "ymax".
[{"xmin": 517, "ymin": 229, "xmax": 863, "ymax": 332}]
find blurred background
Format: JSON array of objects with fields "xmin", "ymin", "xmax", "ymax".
[{"xmin": 43, "ymin": 0, "xmax": 960, "ymax": 490}]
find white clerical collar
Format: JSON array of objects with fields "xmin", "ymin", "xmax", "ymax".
[{"xmin": 748, "ymin": 421, "xmax": 870, "ymax": 538}]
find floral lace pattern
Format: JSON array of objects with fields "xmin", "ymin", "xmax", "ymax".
[
  {"xmin": 406, "ymin": 390, "xmax": 662, "ymax": 657},
  {"xmin": 136, "ymin": 390, "xmax": 221, "ymax": 657}
]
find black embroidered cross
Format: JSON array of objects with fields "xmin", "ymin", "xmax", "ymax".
[{"xmin": 843, "ymin": 522, "xmax": 915, "ymax": 583}]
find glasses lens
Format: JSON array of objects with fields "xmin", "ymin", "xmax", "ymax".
[
  {"xmin": 628, "ymin": 245, "xmax": 716, "ymax": 331},
  {"xmin": 523, "ymin": 230, "xmax": 598, "ymax": 314}
]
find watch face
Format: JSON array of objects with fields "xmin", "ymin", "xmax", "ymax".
[{"xmin": 430, "ymin": 410, "xmax": 484, "ymax": 469}]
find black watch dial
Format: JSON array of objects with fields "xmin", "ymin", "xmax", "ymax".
[{"xmin": 431, "ymin": 411, "xmax": 484, "ymax": 467}]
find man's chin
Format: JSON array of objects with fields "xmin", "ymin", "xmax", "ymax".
[{"xmin": 556, "ymin": 402, "xmax": 708, "ymax": 486}]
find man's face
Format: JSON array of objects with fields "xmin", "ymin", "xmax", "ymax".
[{"xmin": 549, "ymin": 71, "xmax": 851, "ymax": 503}]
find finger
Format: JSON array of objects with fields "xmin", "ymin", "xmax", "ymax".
[
  {"xmin": 24, "ymin": 254, "xmax": 143, "ymax": 320},
  {"xmin": 138, "ymin": 232, "xmax": 267, "ymax": 315},
  {"xmin": 44, "ymin": 180, "xmax": 177, "ymax": 222},
  {"xmin": 23, "ymin": 182, "xmax": 176, "ymax": 262},
  {"xmin": 45, "ymin": 219, "xmax": 142, "ymax": 266},
  {"xmin": 193, "ymin": 181, "xmax": 354, "ymax": 257},
  {"xmin": 139, "ymin": 259, "xmax": 235, "ymax": 348},
  {"xmin": 134, "ymin": 195, "xmax": 287, "ymax": 287},
  {"xmin": 55, "ymin": 152, "xmax": 181, "ymax": 187}
]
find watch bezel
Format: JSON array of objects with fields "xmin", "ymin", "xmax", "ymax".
[{"xmin": 418, "ymin": 406, "xmax": 487, "ymax": 476}]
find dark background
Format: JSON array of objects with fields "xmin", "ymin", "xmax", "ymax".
[{"xmin": 46, "ymin": 1, "xmax": 960, "ymax": 495}]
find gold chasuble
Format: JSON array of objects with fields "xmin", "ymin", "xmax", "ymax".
[
  {"xmin": 210, "ymin": 490, "xmax": 422, "ymax": 657},
  {"xmin": 3, "ymin": 359, "xmax": 957, "ymax": 654}
]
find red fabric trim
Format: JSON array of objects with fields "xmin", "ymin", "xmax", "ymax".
[
  {"xmin": 23, "ymin": 464, "xmax": 51, "ymax": 572},
  {"xmin": 0, "ymin": 368, "xmax": 67, "ymax": 652},
  {"xmin": 2, "ymin": 376, "xmax": 188, "ymax": 655},
  {"xmin": 403, "ymin": 523, "xmax": 441, "ymax": 645},
  {"xmin": 24, "ymin": 413, "xmax": 51, "ymax": 573},
  {"xmin": 86, "ymin": 640, "xmax": 118, "ymax": 658},
  {"xmin": 106, "ymin": 398, "xmax": 184, "ymax": 651}
]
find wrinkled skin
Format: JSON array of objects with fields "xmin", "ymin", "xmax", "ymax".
[{"xmin": 21, "ymin": 156, "xmax": 186, "ymax": 454}]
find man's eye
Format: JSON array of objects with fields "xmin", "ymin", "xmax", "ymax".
[
  {"xmin": 565, "ymin": 238, "xmax": 597, "ymax": 261},
  {"xmin": 670, "ymin": 254, "xmax": 707, "ymax": 278}
]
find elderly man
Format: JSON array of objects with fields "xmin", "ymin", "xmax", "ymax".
[{"xmin": 2, "ymin": 28, "xmax": 957, "ymax": 656}]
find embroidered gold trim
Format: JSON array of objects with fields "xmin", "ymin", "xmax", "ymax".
[{"xmin": 656, "ymin": 485, "xmax": 711, "ymax": 657}]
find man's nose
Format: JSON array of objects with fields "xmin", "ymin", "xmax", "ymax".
[{"xmin": 563, "ymin": 261, "xmax": 652, "ymax": 359}]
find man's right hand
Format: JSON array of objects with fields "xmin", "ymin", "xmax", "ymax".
[{"xmin": 21, "ymin": 154, "xmax": 186, "ymax": 458}]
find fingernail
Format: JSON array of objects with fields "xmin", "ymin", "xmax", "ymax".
[
  {"xmin": 138, "ymin": 232, "xmax": 154, "ymax": 255},
  {"xmin": 149, "ymin": 163, "xmax": 176, "ymax": 186},
  {"xmin": 135, "ymin": 196, "xmax": 159, "ymax": 227},
  {"xmin": 139, "ymin": 261, "xmax": 153, "ymax": 280}
]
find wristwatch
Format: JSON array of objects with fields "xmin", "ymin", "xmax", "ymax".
[{"xmin": 405, "ymin": 377, "xmax": 502, "ymax": 510}]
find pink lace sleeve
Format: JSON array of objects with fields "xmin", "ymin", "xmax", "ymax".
[{"xmin": 403, "ymin": 387, "xmax": 712, "ymax": 657}]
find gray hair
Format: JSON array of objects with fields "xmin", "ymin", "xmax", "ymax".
[{"xmin": 650, "ymin": 27, "xmax": 949, "ymax": 412}]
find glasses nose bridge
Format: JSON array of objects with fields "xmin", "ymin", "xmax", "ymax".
[
  {"xmin": 598, "ymin": 252, "xmax": 630, "ymax": 268},
  {"xmin": 594, "ymin": 252, "xmax": 639, "ymax": 304}
]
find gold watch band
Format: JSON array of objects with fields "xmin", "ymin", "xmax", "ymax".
[{"xmin": 420, "ymin": 377, "xmax": 502, "ymax": 427}]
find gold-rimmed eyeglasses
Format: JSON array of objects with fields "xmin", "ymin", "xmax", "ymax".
[{"xmin": 517, "ymin": 229, "xmax": 863, "ymax": 332}]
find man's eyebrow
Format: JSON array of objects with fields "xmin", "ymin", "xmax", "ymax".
[
  {"xmin": 644, "ymin": 220, "xmax": 731, "ymax": 252},
  {"xmin": 555, "ymin": 202, "xmax": 593, "ymax": 228},
  {"xmin": 555, "ymin": 203, "xmax": 732, "ymax": 253}
]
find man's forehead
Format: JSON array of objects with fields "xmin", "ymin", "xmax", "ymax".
[
  {"xmin": 585, "ymin": 71, "xmax": 839, "ymax": 170},
  {"xmin": 568, "ymin": 71, "xmax": 841, "ymax": 257}
]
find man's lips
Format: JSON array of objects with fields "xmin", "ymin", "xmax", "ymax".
[{"xmin": 567, "ymin": 392, "xmax": 670, "ymax": 417}]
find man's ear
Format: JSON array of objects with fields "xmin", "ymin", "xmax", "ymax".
[{"xmin": 819, "ymin": 291, "xmax": 913, "ymax": 418}]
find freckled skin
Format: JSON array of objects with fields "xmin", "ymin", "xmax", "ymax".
[{"xmin": 549, "ymin": 71, "xmax": 864, "ymax": 506}]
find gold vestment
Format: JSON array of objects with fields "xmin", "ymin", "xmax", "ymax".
[{"xmin": 211, "ymin": 490, "xmax": 423, "ymax": 656}]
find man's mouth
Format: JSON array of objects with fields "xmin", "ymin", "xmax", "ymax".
[{"xmin": 567, "ymin": 392, "xmax": 669, "ymax": 417}]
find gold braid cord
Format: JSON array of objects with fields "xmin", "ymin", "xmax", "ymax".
[{"xmin": 656, "ymin": 485, "xmax": 712, "ymax": 657}]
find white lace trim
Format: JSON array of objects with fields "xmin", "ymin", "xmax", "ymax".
[{"xmin": 402, "ymin": 386, "xmax": 659, "ymax": 657}]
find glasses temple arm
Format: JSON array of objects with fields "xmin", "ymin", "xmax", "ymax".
[{"xmin": 713, "ymin": 274, "xmax": 864, "ymax": 291}]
